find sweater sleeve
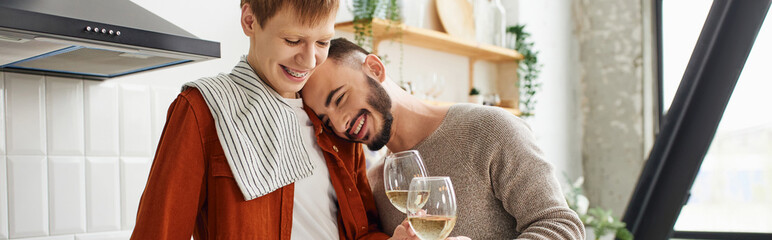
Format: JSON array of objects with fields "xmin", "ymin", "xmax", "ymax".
[
  {"xmin": 353, "ymin": 144, "xmax": 391, "ymax": 240},
  {"xmin": 489, "ymin": 114, "xmax": 585, "ymax": 240},
  {"xmin": 131, "ymin": 93, "xmax": 207, "ymax": 239}
]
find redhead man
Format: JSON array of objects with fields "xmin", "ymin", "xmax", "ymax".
[
  {"xmin": 301, "ymin": 38, "xmax": 586, "ymax": 239},
  {"xmin": 131, "ymin": 1, "xmax": 417, "ymax": 239}
]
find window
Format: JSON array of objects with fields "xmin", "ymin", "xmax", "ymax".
[{"xmin": 662, "ymin": 0, "xmax": 772, "ymax": 235}]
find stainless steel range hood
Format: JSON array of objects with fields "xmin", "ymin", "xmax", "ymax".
[{"xmin": 0, "ymin": 0, "xmax": 220, "ymax": 80}]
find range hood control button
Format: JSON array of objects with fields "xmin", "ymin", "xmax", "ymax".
[
  {"xmin": 85, "ymin": 26, "xmax": 92, "ymax": 31},
  {"xmin": 109, "ymin": 30, "xmax": 114, "ymax": 35},
  {"xmin": 93, "ymin": 27, "xmax": 99, "ymax": 33},
  {"xmin": 101, "ymin": 29, "xmax": 107, "ymax": 34},
  {"xmin": 116, "ymin": 31, "xmax": 121, "ymax": 36}
]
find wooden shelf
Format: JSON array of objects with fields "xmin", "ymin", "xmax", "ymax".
[
  {"xmin": 335, "ymin": 18, "xmax": 523, "ymax": 62},
  {"xmin": 424, "ymin": 100, "xmax": 521, "ymax": 116},
  {"xmin": 336, "ymin": 18, "xmax": 522, "ymax": 116}
]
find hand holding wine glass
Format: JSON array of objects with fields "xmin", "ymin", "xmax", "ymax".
[
  {"xmin": 384, "ymin": 150, "xmax": 429, "ymax": 213},
  {"xmin": 407, "ymin": 177, "xmax": 458, "ymax": 240},
  {"xmin": 390, "ymin": 218, "xmax": 471, "ymax": 240}
]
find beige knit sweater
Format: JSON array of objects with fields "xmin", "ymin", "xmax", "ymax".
[{"xmin": 368, "ymin": 104, "xmax": 585, "ymax": 239}]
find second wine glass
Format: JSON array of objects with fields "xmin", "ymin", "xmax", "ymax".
[
  {"xmin": 407, "ymin": 176, "xmax": 458, "ymax": 240},
  {"xmin": 383, "ymin": 150, "xmax": 429, "ymax": 213}
]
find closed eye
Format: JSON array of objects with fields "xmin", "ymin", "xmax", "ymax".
[
  {"xmin": 285, "ymin": 39, "xmax": 300, "ymax": 46},
  {"xmin": 335, "ymin": 92, "xmax": 345, "ymax": 106}
]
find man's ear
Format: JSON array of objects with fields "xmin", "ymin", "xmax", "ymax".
[
  {"xmin": 241, "ymin": 4, "xmax": 257, "ymax": 37},
  {"xmin": 362, "ymin": 54, "xmax": 386, "ymax": 83}
]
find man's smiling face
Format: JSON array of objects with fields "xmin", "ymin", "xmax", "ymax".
[
  {"xmin": 244, "ymin": 4, "xmax": 336, "ymax": 98},
  {"xmin": 302, "ymin": 59, "xmax": 393, "ymax": 150}
]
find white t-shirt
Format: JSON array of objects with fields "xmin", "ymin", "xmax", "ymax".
[{"xmin": 285, "ymin": 98, "xmax": 339, "ymax": 240}]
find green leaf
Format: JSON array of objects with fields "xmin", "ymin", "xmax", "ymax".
[
  {"xmin": 508, "ymin": 24, "xmax": 541, "ymax": 118},
  {"xmin": 350, "ymin": 0, "xmax": 404, "ymax": 81},
  {"xmin": 616, "ymin": 227, "xmax": 634, "ymax": 240}
]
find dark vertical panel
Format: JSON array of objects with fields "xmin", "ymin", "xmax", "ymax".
[
  {"xmin": 656, "ymin": 0, "xmax": 664, "ymax": 125},
  {"xmin": 622, "ymin": 1, "xmax": 771, "ymax": 239}
]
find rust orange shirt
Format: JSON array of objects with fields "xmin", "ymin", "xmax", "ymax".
[{"xmin": 130, "ymin": 88, "xmax": 390, "ymax": 240}]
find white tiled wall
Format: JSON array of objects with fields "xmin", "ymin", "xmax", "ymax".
[
  {"xmin": 5, "ymin": 73, "xmax": 46, "ymax": 156},
  {"xmin": 84, "ymin": 81, "xmax": 119, "ymax": 157},
  {"xmin": 1, "ymin": 72, "xmax": 180, "ymax": 240},
  {"xmin": 45, "ymin": 77, "xmax": 84, "ymax": 156},
  {"xmin": 74, "ymin": 231, "xmax": 131, "ymax": 240},
  {"xmin": 1, "ymin": 156, "xmax": 8, "ymax": 240},
  {"xmin": 7, "ymin": 156, "xmax": 48, "ymax": 238},
  {"xmin": 1, "ymin": 72, "xmax": 5, "ymax": 156},
  {"xmin": 85, "ymin": 157, "xmax": 121, "ymax": 232},
  {"xmin": 118, "ymin": 85, "xmax": 152, "ymax": 158},
  {"xmin": 1, "ymin": 74, "xmax": 7, "ymax": 240},
  {"xmin": 48, "ymin": 157, "xmax": 86, "ymax": 235},
  {"xmin": 13, "ymin": 235, "xmax": 73, "ymax": 240},
  {"xmin": 119, "ymin": 157, "xmax": 151, "ymax": 230},
  {"xmin": 150, "ymin": 87, "xmax": 179, "ymax": 150}
]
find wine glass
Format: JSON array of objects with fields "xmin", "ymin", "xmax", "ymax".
[
  {"xmin": 412, "ymin": 75, "xmax": 431, "ymax": 100},
  {"xmin": 384, "ymin": 150, "xmax": 429, "ymax": 213},
  {"xmin": 431, "ymin": 75, "xmax": 445, "ymax": 100},
  {"xmin": 407, "ymin": 177, "xmax": 457, "ymax": 240}
]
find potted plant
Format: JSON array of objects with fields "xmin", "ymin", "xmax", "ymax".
[
  {"xmin": 506, "ymin": 24, "xmax": 541, "ymax": 118},
  {"xmin": 350, "ymin": 0, "xmax": 404, "ymax": 81},
  {"xmin": 564, "ymin": 175, "xmax": 634, "ymax": 240},
  {"xmin": 583, "ymin": 207, "xmax": 633, "ymax": 240},
  {"xmin": 468, "ymin": 87, "xmax": 483, "ymax": 104},
  {"xmin": 349, "ymin": 0, "xmax": 403, "ymax": 51}
]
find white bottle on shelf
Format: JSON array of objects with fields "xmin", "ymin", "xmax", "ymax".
[
  {"xmin": 474, "ymin": 0, "xmax": 493, "ymax": 45},
  {"xmin": 491, "ymin": 0, "xmax": 507, "ymax": 47}
]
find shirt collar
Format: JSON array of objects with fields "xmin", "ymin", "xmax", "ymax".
[{"xmin": 303, "ymin": 104, "xmax": 325, "ymax": 136}]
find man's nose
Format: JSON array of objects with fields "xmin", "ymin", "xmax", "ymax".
[
  {"xmin": 330, "ymin": 114, "xmax": 350, "ymax": 135},
  {"xmin": 296, "ymin": 44, "xmax": 316, "ymax": 69}
]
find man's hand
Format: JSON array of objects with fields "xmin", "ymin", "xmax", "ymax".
[
  {"xmin": 389, "ymin": 219, "xmax": 418, "ymax": 240},
  {"xmin": 388, "ymin": 218, "xmax": 472, "ymax": 240}
]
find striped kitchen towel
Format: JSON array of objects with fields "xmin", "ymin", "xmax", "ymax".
[{"xmin": 183, "ymin": 56, "xmax": 313, "ymax": 201}]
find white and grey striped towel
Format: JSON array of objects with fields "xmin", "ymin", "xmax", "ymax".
[{"xmin": 183, "ymin": 56, "xmax": 314, "ymax": 201}]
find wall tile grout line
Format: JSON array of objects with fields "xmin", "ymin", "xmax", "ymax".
[
  {"xmin": 43, "ymin": 75, "xmax": 50, "ymax": 238},
  {"xmin": 82, "ymin": 77, "xmax": 90, "ymax": 235},
  {"xmin": 82, "ymin": 78, "xmax": 88, "ymax": 235},
  {"xmin": 2, "ymin": 73, "xmax": 7, "ymax": 240},
  {"xmin": 118, "ymin": 83, "xmax": 123, "ymax": 231}
]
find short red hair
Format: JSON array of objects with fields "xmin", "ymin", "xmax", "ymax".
[{"xmin": 241, "ymin": 0, "xmax": 339, "ymax": 28}]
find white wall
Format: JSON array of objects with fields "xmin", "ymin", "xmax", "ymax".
[{"xmin": 511, "ymin": 0, "xmax": 584, "ymax": 183}]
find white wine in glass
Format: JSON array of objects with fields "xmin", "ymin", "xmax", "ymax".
[
  {"xmin": 384, "ymin": 150, "xmax": 429, "ymax": 213},
  {"xmin": 385, "ymin": 190, "xmax": 430, "ymax": 213},
  {"xmin": 407, "ymin": 177, "xmax": 457, "ymax": 240}
]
